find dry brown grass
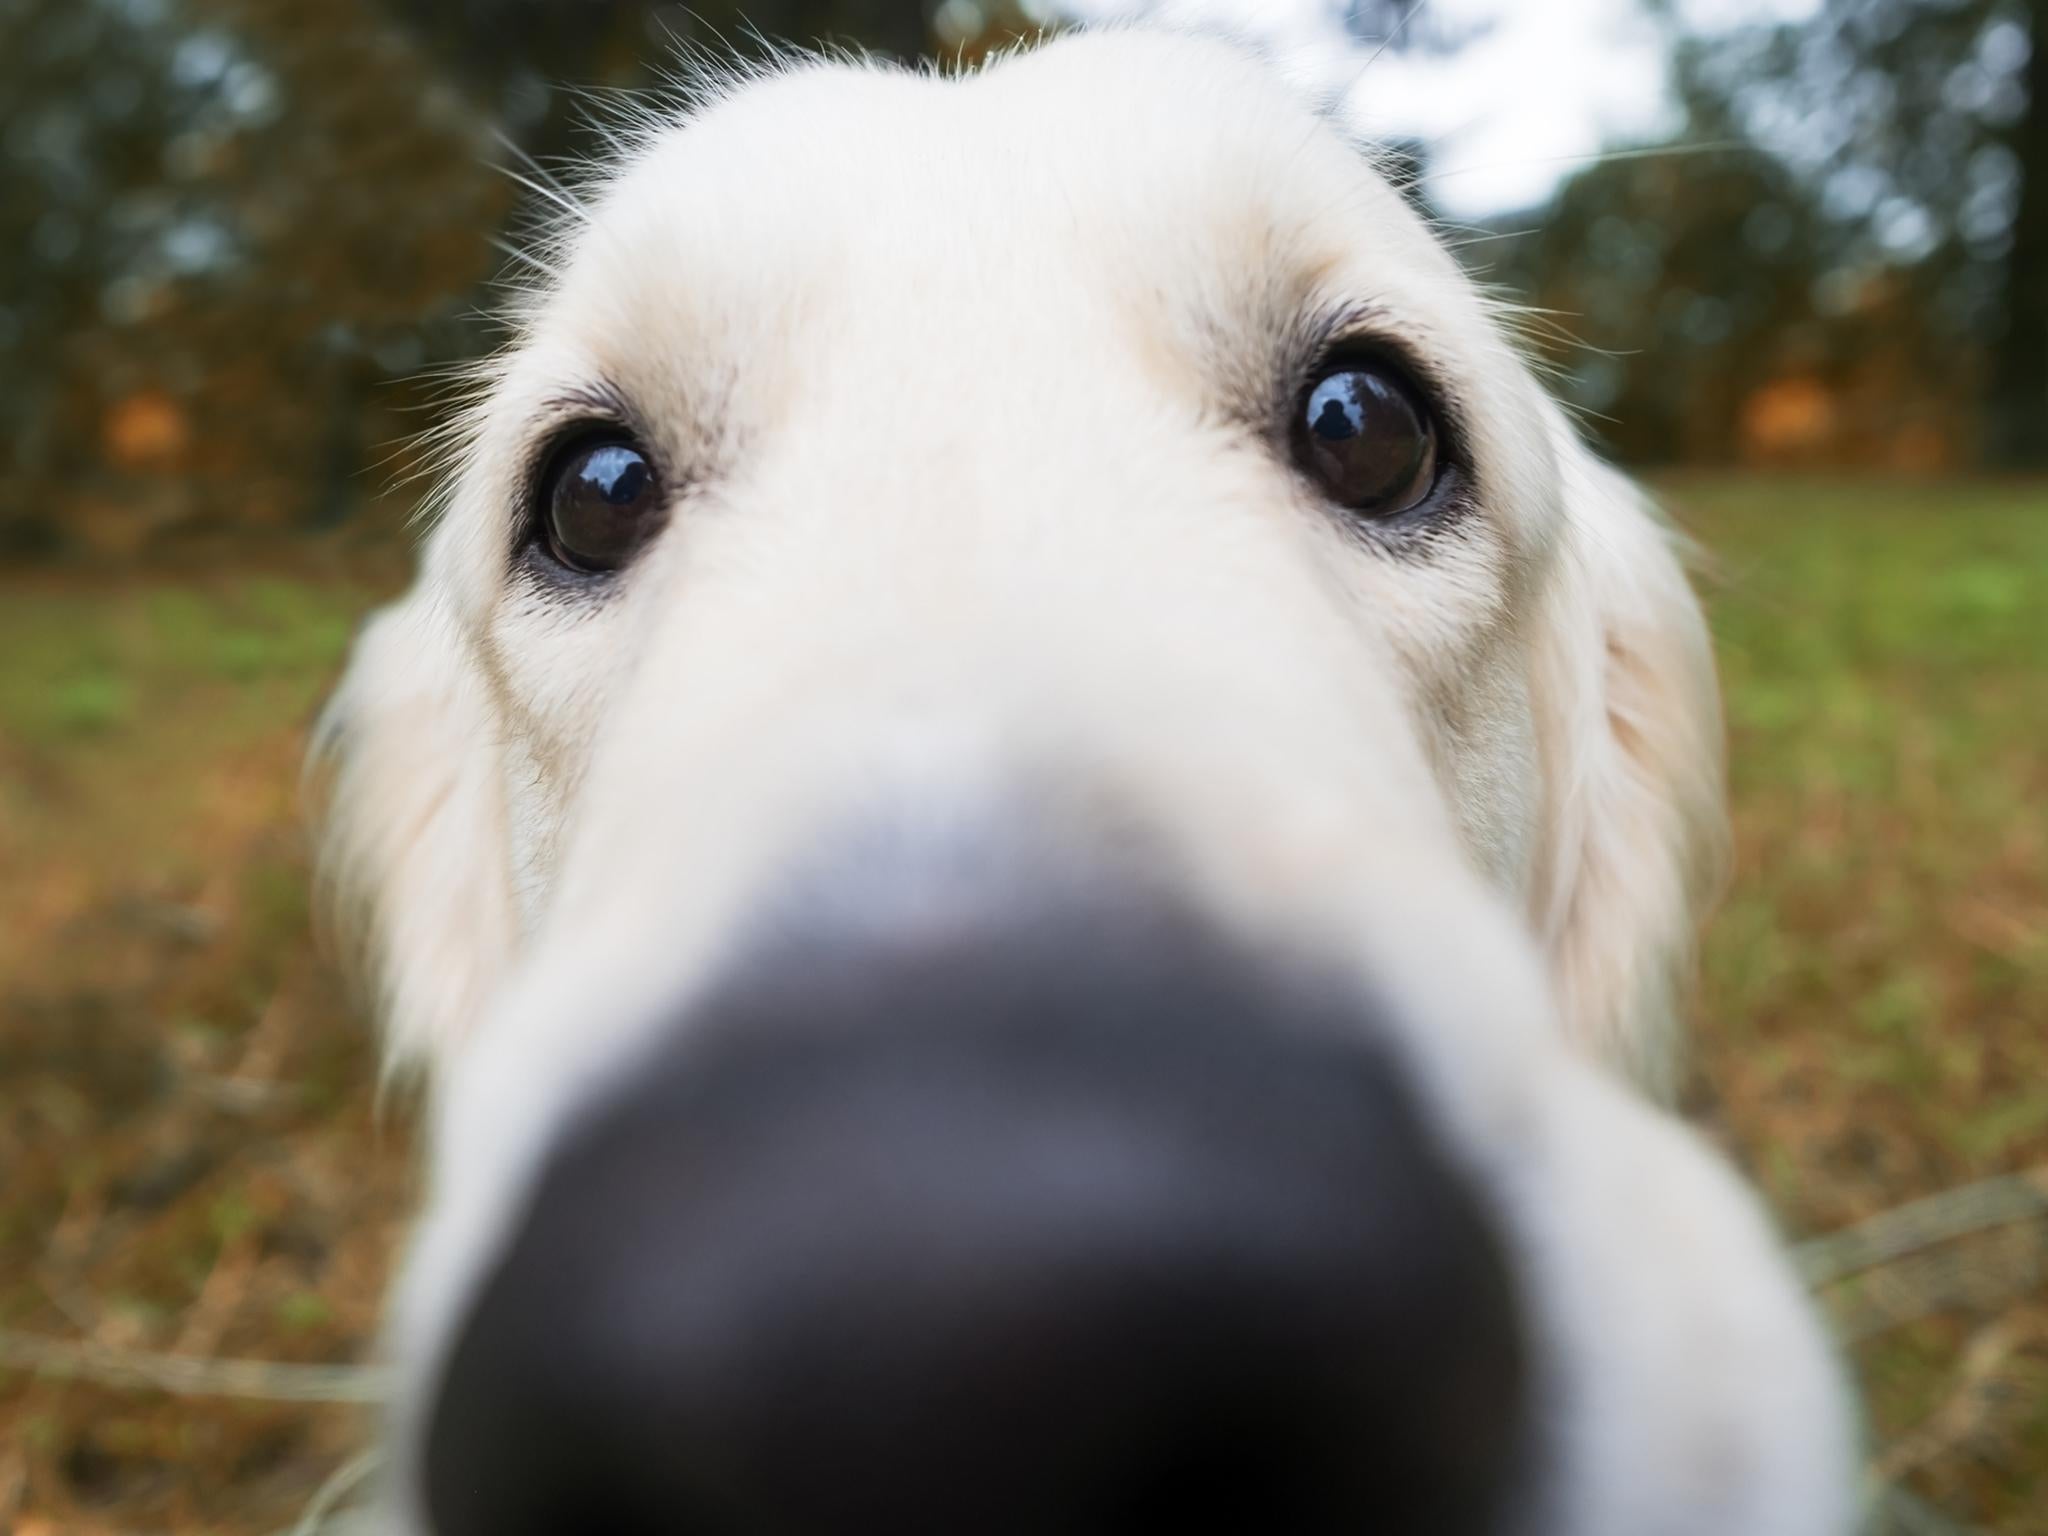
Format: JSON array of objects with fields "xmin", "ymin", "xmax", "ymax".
[{"xmin": 0, "ymin": 551, "xmax": 412, "ymax": 1532}]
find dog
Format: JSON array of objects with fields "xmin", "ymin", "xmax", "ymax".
[{"xmin": 313, "ymin": 27, "xmax": 1855, "ymax": 1536}]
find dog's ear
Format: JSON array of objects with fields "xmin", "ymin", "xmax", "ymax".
[
  {"xmin": 1528, "ymin": 417, "xmax": 1728, "ymax": 1099},
  {"xmin": 308, "ymin": 587, "xmax": 515, "ymax": 1077}
]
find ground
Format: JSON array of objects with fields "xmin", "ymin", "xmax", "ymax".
[{"xmin": 0, "ymin": 477, "xmax": 2043, "ymax": 1533}]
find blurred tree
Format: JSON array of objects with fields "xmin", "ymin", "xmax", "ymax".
[
  {"xmin": 1, "ymin": 0, "xmax": 508, "ymax": 555},
  {"xmin": 378, "ymin": 0, "xmax": 940, "ymax": 167},
  {"xmin": 1484, "ymin": 125, "xmax": 1846, "ymax": 466},
  {"xmin": 0, "ymin": 0, "xmax": 944, "ymax": 558},
  {"xmin": 1492, "ymin": 0, "xmax": 2038, "ymax": 468},
  {"xmin": 1995, "ymin": 0, "xmax": 2047, "ymax": 462},
  {"xmin": 1655, "ymin": 0, "xmax": 2040, "ymax": 464}
]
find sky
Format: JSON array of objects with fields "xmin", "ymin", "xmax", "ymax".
[{"xmin": 1059, "ymin": 0, "xmax": 1825, "ymax": 217}]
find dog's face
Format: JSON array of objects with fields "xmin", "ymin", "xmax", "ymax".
[{"xmin": 317, "ymin": 30, "xmax": 1852, "ymax": 1536}]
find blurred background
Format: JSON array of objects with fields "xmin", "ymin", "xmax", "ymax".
[{"xmin": 1, "ymin": 0, "xmax": 2043, "ymax": 1531}]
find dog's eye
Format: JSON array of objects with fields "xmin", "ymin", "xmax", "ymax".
[
  {"xmin": 1295, "ymin": 361, "xmax": 1439, "ymax": 517},
  {"xmin": 538, "ymin": 435, "xmax": 662, "ymax": 573}
]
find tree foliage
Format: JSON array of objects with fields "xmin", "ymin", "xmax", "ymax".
[
  {"xmin": 0, "ymin": 0, "xmax": 957, "ymax": 556},
  {"xmin": 1691, "ymin": 0, "xmax": 2042, "ymax": 460},
  {"xmin": 1504, "ymin": 0, "xmax": 2040, "ymax": 466},
  {"xmin": 3, "ymin": 0, "xmax": 2040, "ymax": 558}
]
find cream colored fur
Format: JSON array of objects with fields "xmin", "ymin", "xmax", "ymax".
[
  {"xmin": 1525, "ymin": 435, "xmax": 1728, "ymax": 1096},
  {"xmin": 309, "ymin": 28, "xmax": 1852, "ymax": 1535}
]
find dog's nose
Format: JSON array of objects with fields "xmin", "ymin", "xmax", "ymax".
[{"xmin": 421, "ymin": 902, "xmax": 1528, "ymax": 1536}]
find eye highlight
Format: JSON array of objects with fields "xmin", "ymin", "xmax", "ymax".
[
  {"xmin": 535, "ymin": 432, "xmax": 663, "ymax": 575},
  {"xmin": 1293, "ymin": 359, "xmax": 1440, "ymax": 518}
]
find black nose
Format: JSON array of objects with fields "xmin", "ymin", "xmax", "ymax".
[{"xmin": 422, "ymin": 902, "xmax": 1528, "ymax": 1536}]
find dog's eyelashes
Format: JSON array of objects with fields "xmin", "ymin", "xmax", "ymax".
[
  {"xmin": 537, "ymin": 433, "xmax": 663, "ymax": 575},
  {"xmin": 1294, "ymin": 361, "xmax": 1440, "ymax": 518}
]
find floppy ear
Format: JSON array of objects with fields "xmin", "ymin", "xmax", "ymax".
[
  {"xmin": 308, "ymin": 587, "xmax": 516, "ymax": 1076},
  {"xmin": 1528, "ymin": 420, "xmax": 1728, "ymax": 1099}
]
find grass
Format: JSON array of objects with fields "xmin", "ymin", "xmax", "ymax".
[
  {"xmin": 1673, "ymin": 476, "xmax": 2048, "ymax": 1532},
  {"xmin": 0, "ymin": 551, "xmax": 414, "ymax": 1533},
  {"xmin": 0, "ymin": 479, "xmax": 2044, "ymax": 1532}
]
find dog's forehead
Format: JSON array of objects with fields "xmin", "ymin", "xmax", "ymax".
[{"xmin": 543, "ymin": 33, "xmax": 1475, "ymax": 375}]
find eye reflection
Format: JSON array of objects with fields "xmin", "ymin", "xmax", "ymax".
[
  {"xmin": 538, "ymin": 435, "xmax": 662, "ymax": 574},
  {"xmin": 1295, "ymin": 363, "xmax": 1440, "ymax": 518}
]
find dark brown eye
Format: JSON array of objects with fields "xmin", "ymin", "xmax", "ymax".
[
  {"xmin": 539, "ymin": 435, "xmax": 662, "ymax": 573},
  {"xmin": 1295, "ymin": 361, "xmax": 1440, "ymax": 517}
]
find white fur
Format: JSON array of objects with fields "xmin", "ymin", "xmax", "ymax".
[{"xmin": 311, "ymin": 29, "xmax": 1853, "ymax": 1534}]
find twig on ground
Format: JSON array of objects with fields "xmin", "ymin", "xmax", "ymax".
[
  {"xmin": 1874, "ymin": 1317, "xmax": 2030, "ymax": 1484},
  {"xmin": 1823, "ymin": 1225, "xmax": 2045, "ymax": 1344},
  {"xmin": 172, "ymin": 1229, "xmax": 260, "ymax": 1358},
  {"xmin": 1796, "ymin": 1166, "xmax": 2048, "ymax": 1288},
  {"xmin": 0, "ymin": 1329, "xmax": 390, "ymax": 1403},
  {"xmin": 285, "ymin": 1448, "xmax": 384, "ymax": 1536}
]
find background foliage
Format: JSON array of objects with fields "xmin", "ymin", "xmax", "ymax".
[
  {"xmin": 4, "ymin": 0, "xmax": 2045, "ymax": 557},
  {"xmin": 1495, "ymin": 0, "xmax": 2047, "ymax": 467}
]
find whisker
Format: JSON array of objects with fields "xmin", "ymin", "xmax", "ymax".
[
  {"xmin": 1423, "ymin": 137, "xmax": 1751, "ymax": 190},
  {"xmin": 489, "ymin": 234, "xmax": 565, "ymax": 284},
  {"xmin": 1440, "ymin": 226, "xmax": 1536, "ymax": 252},
  {"xmin": 493, "ymin": 157, "xmax": 596, "ymax": 230},
  {"xmin": 1358, "ymin": 0, "xmax": 1436, "ymax": 77}
]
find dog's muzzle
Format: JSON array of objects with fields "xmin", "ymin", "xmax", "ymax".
[{"xmin": 420, "ymin": 889, "xmax": 1529, "ymax": 1535}]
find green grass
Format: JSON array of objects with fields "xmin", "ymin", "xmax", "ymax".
[
  {"xmin": 1668, "ymin": 477, "xmax": 2048, "ymax": 1529},
  {"xmin": 0, "ymin": 485, "xmax": 2044, "ymax": 1532},
  {"xmin": 0, "ymin": 575, "xmax": 360, "ymax": 746},
  {"xmin": 1673, "ymin": 478, "xmax": 2048, "ymax": 1200}
]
